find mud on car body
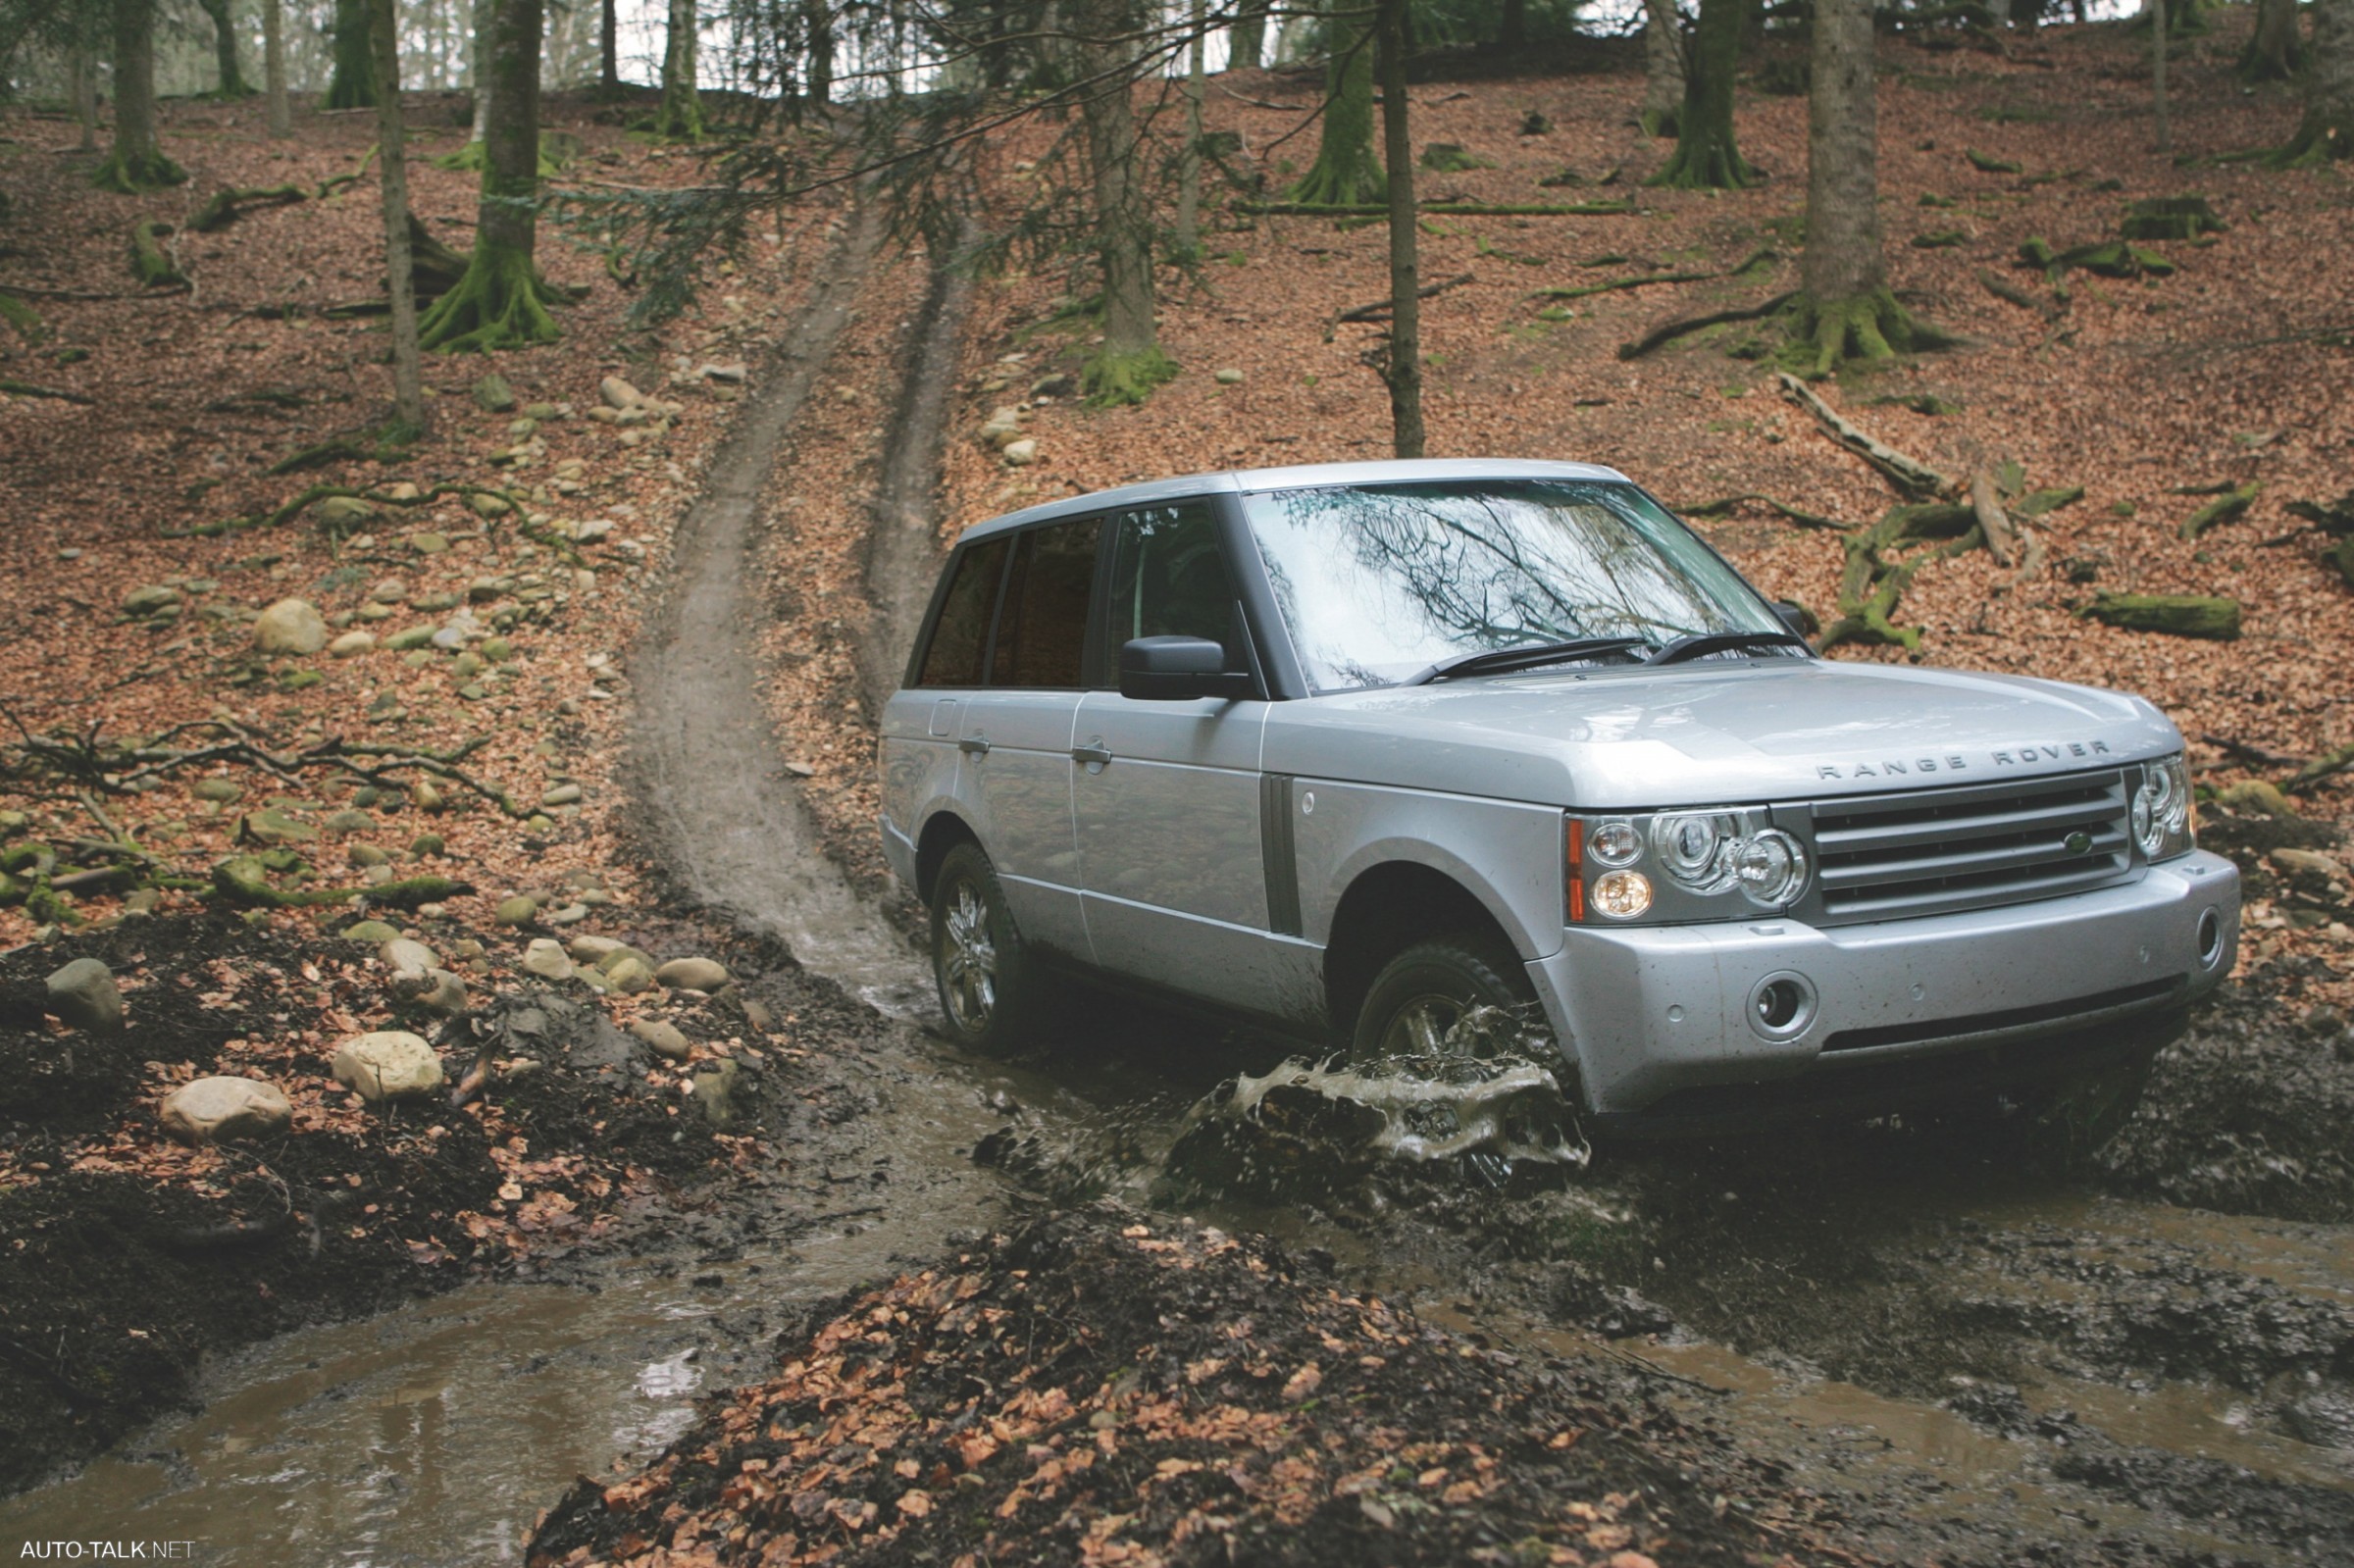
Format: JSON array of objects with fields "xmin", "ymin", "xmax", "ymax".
[{"xmin": 877, "ymin": 460, "xmax": 2239, "ymax": 1132}]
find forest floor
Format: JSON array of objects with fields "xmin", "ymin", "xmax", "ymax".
[{"xmin": 2, "ymin": 12, "xmax": 2353, "ymax": 1567}]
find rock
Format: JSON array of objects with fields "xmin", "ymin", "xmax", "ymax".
[
  {"xmin": 655, "ymin": 956, "xmax": 731, "ymax": 992},
  {"xmin": 253, "ymin": 597, "xmax": 328, "ymax": 656},
  {"xmin": 342, "ymin": 919, "xmax": 400, "ymax": 943},
  {"xmin": 1029, "ymin": 374, "xmax": 1077, "ymax": 399},
  {"xmin": 1002, "ymin": 438, "xmax": 1039, "ymax": 468},
  {"xmin": 574, "ymin": 518, "xmax": 614, "ymax": 544},
  {"xmin": 394, "ymin": 967, "xmax": 469, "ymax": 1019},
  {"xmin": 315, "ymin": 495, "xmax": 377, "ymax": 531},
  {"xmin": 384, "ymin": 626, "xmax": 435, "ymax": 652},
  {"xmin": 603, "ymin": 955, "xmax": 654, "ymax": 994},
  {"xmin": 408, "ymin": 531, "xmax": 449, "ymax": 555},
  {"xmin": 160, "ymin": 1076, "xmax": 291, "ymax": 1144},
  {"xmin": 324, "ymin": 808, "xmax": 375, "ymax": 835},
  {"xmin": 541, "ymin": 784, "xmax": 583, "ymax": 807},
  {"xmin": 475, "ymin": 372, "xmax": 518, "ymax": 412},
  {"xmin": 45, "ymin": 957, "xmax": 124, "ymax": 1033},
  {"xmin": 470, "ymin": 492, "xmax": 514, "ymax": 519},
  {"xmin": 545, "ymin": 902, "xmax": 588, "ymax": 925},
  {"xmin": 494, "ymin": 895, "xmax": 540, "ymax": 926},
  {"xmin": 235, "ymin": 807, "xmax": 316, "ymax": 844},
  {"xmin": 696, "ymin": 362, "xmax": 747, "ymax": 382},
  {"xmin": 332, "ymin": 1031, "xmax": 445, "ymax": 1101},
  {"xmin": 599, "ymin": 376, "xmax": 645, "ymax": 410},
  {"xmin": 124, "ymin": 584, "xmax": 181, "ymax": 617},
  {"xmin": 329, "ymin": 631, "xmax": 376, "ymax": 658},
  {"xmin": 348, "ymin": 843, "xmax": 389, "ymax": 869},
  {"xmin": 2271, "ymin": 847, "xmax": 2344, "ymax": 882},
  {"xmin": 381, "ymin": 936, "xmax": 438, "ymax": 978},
  {"xmin": 568, "ymin": 934, "xmax": 623, "ymax": 962},
  {"xmin": 1213, "ymin": 368, "xmax": 1245, "ymax": 385},
  {"xmin": 691, "ymin": 1057, "xmax": 742, "ymax": 1127},
  {"xmin": 522, "ymin": 938, "xmax": 575, "ymax": 980},
  {"xmin": 409, "ymin": 833, "xmax": 445, "ymax": 858},
  {"xmin": 630, "ymin": 1019, "xmax": 691, "ymax": 1060},
  {"xmin": 191, "ymin": 778, "xmax": 243, "ymax": 803},
  {"xmin": 2217, "ymin": 780, "xmax": 2293, "ymax": 818}
]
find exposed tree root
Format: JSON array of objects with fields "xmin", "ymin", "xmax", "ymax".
[
  {"xmin": 1785, "ymin": 286, "xmax": 1959, "ymax": 378},
  {"xmin": 416, "ymin": 243, "xmax": 564, "ymax": 353},
  {"xmin": 90, "ymin": 147, "xmax": 187, "ymax": 194},
  {"xmin": 1334, "ymin": 272, "xmax": 1473, "ymax": 329},
  {"xmin": 1820, "ymin": 501, "xmax": 1984, "ymax": 651},
  {"xmin": 1774, "ymin": 372, "xmax": 1955, "ymax": 496},
  {"xmin": 128, "ymin": 221, "xmax": 188, "ymax": 289},
  {"xmin": 1081, "ymin": 344, "xmax": 1179, "ymax": 408},
  {"xmin": 2180, "ymin": 482, "xmax": 2261, "ymax": 540},
  {"xmin": 1616, "ymin": 291, "xmax": 1794, "ymax": 360}
]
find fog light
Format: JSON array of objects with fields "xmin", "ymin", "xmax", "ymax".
[
  {"xmin": 1591, "ymin": 869, "xmax": 1654, "ymax": 920},
  {"xmin": 1746, "ymin": 971, "xmax": 1817, "ymax": 1040},
  {"xmin": 2197, "ymin": 907, "xmax": 2226, "ymax": 968}
]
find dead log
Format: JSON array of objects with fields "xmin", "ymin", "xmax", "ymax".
[
  {"xmin": 1970, "ymin": 471, "xmax": 2017, "ymax": 566},
  {"xmin": 1334, "ymin": 272, "xmax": 1474, "ymax": 327},
  {"xmin": 1773, "ymin": 373, "xmax": 1955, "ymax": 497},
  {"xmin": 0, "ymin": 379, "xmax": 93, "ymax": 405},
  {"xmin": 188, "ymin": 183, "xmax": 306, "ymax": 232},
  {"xmin": 2080, "ymin": 593, "xmax": 2240, "ymax": 640},
  {"xmin": 1673, "ymin": 494, "xmax": 1848, "ymax": 531},
  {"xmin": 128, "ymin": 221, "xmax": 188, "ymax": 289},
  {"xmin": 2179, "ymin": 482, "xmax": 2260, "ymax": 540}
]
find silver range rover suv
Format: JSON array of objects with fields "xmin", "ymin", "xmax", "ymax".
[{"xmin": 877, "ymin": 460, "xmax": 2240, "ymax": 1132}]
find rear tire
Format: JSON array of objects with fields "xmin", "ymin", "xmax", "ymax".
[
  {"xmin": 929, "ymin": 843, "xmax": 1041, "ymax": 1055},
  {"xmin": 1350, "ymin": 934, "xmax": 1544, "ymax": 1066}
]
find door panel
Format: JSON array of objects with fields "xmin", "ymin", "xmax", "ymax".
[{"xmin": 959, "ymin": 694, "xmax": 1088, "ymax": 960}]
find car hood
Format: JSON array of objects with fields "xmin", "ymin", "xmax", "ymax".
[{"xmin": 1260, "ymin": 658, "xmax": 2181, "ymax": 808}]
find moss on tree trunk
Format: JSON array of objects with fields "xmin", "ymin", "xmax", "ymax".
[
  {"xmin": 2272, "ymin": 0, "xmax": 2353, "ymax": 167},
  {"xmin": 323, "ymin": 0, "xmax": 377, "ymax": 109},
  {"xmin": 420, "ymin": 0, "xmax": 558, "ymax": 352},
  {"xmin": 1289, "ymin": 15, "xmax": 1385, "ymax": 207},
  {"xmin": 1649, "ymin": 0, "xmax": 1753, "ymax": 188},
  {"xmin": 1074, "ymin": 0, "xmax": 1174, "ymax": 406},
  {"xmin": 92, "ymin": 0, "xmax": 187, "ymax": 193},
  {"xmin": 655, "ymin": 0, "xmax": 703, "ymax": 138}
]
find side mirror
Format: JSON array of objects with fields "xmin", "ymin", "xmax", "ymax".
[
  {"xmin": 1119, "ymin": 636, "xmax": 1254, "ymax": 701},
  {"xmin": 1771, "ymin": 600, "xmax": 1818, "ymax": 640}
]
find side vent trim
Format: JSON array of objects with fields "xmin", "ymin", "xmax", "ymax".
[{"xmin": 1260, "ymin": 772, "xmax": 1303, "ymax": 937}]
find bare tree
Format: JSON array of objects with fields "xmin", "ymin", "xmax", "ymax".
[
  {"xmin": 195, "ymin": 0, "xmax": 249, "ymax": 95},
  {"xmin": 93, "ymin": 0, "xmax": 185, "ymax": 191},
  {"xmin": 325, "ymin": 0, "xmax": 376, "ymax": 107},
  {"xmin": 2241, "ymin": 0, "xmax": 2301, "ymax": 80},
  {"xmin": 1073, "ymin": 0, "xmax": 1174, "ymax": 402},
  {"xmin": 1649, "ymin": 0, "xmax": 1751, "ymax": 187},
  {"xmin": 1291, "ymin": 10, "xmax": 1383, "ymax": 205},
  {"xmin": 70, "ymin": 39, "xmax": 98, "ymax": 150},
  {"xmin": 2152, "ymin": 0, "xmax": 2170, "ymax": 153},
  {"xmin": 2274, "ymin": 0, "xmax": 2351, "ymax": 165},
  {"xmin": 1228, "ymin": 0, "xmax": 1267, "ymax": 70},
  {"xmin": 1175, "ymin": 0, "xmax": 1204, "ymax": 261},
  {"xmin": 658, "ymin": 0, "xmax": 703, "ymax": 136},
  {"xmin": 373, "ymin": 0, "xmax": 426, "ymax": 428},
  {"xmin": 1375, "ymin": 0, "xmax": 1421, "ymax": 456},
  {"xmin": 1640, "ymin": 0, "xmax": 1685, "ymax": 137},
  {"xmin": 420, "ymin": 0, "xmax": 560, "ymax": 349},
  {"xmin": 600, "ymin": 0, "xmax": 618, "ymax": 87},
  {"xmin": 263, "ymin": 0, "xmax": 290, "ymax": 134}
]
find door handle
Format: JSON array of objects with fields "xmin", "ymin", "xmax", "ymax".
[
  {"xmin": 957, "ymin": 736, "xmax": 991, "ymax": 756},
  {"xmin": 1071, "ymin": 740, "xmax": 1113, "ymax": 768}
]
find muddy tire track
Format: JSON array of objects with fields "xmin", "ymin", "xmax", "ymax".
[{"xmin": 627, "ymin": 205, "xmax": 925, "ymax": 1015}]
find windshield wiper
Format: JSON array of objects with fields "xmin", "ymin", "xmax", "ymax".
[
  {"xmin": 1402, "ymin": 636, "xmax": 1648, "ymax": 686},
  {"xmin": 1645, "ymin": 631, "xmax": 1811, "ymax": 666}
]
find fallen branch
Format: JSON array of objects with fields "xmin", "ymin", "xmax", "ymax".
[
  {"xmin": 1819, "ymin": 502, "xmax": 1984, "ymax": 651},
  {"xmin": 2179, "ymin": 481, "xmax": 2260, "ymax": 540},
  {"xmin": 1774, "ymin": 373, "xmax": 1955, "ymax": 497},
  {"xmin": 1976, "ymin": 268, "xmax": 2059, "ymax": 317},
  {"xmin": 188, "ymin": 183, "xmax": 306, "ymax": 233},
  {"xmin": 2202, "ymin": 733, "xmax": 2305, "ymax": 770},
  {"xmin": 128, "ymin": 221, "xmax": 189, "ymax": 290},
  {"xmin": 1241, "ymin": 200, "xmax": 1637, "ymax": 218},
  {"xmin": 1334, "ymin": 272, "xmax": 1474, "ymax": 327},
  {"xmin": 1615, "ymin": 292, "xmax": 1794, "ymax": 361},
  {"xmin": 2283, "ymin": 740, "xmax": 2354, "ymax": 794},
  {"xmin": 0, "ymin": 379, "xmax": 93, "ymax": 405},
  {"xmin": 2079, "ymin": 592, "xmax": 2241, "ymax": 640},
  {"xmin": 1535, "ymin": 248, "xmax": 1776, "ymax": 304},
  {"xmin": 1672, "ymin": 494, "xmax": 1849, "ymax": 531},
  {"xmin": 1970, "ymin": 470, "xmax": 2017, "ymax": 566}
]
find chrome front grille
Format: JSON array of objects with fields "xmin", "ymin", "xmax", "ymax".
[{"xmin": 1803, "ymin": 768, "xmax": 2137, "ymax": 924}]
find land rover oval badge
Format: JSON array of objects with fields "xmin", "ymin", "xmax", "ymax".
[{"xmin": 2065, "ymin": 830, "xmax": 2094, "ymax": 855}]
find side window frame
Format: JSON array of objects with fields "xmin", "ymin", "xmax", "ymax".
[
  {"xmin": 906, "ymin": 534, "xmax": 1014, "ymax": 690},
  {"xmin": 985, "ymin": 513, "xmax": 1109, "ymax": 691}
]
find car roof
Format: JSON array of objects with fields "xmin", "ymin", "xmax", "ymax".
[{"xmin": 950, "ymin": 457, "xmax": 1635, "ymax": 546}]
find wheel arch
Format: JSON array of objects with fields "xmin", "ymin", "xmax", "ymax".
[
  {"xmin": 1323, "ymin": 859, "xmax": 1528, "ymax": 1041},
  {"xmin": 914, "ymin": 808, "xmax": 983, "ymax": 904}
]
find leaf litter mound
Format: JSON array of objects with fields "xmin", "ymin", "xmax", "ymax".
[{"xmin": 529, "ymin": 1205, "xmax": 1850, "ymax": 1568}]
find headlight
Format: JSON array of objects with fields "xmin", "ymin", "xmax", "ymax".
[
  {"xmin": 1570, "ymin": 807, "xmax": 1811, "ymax": 922},
  {"xmin": 2134, "ymin": 756, "xmax": 2195, "ymax": 861}
]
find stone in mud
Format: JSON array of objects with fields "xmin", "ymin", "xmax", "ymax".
[
  {"xmin": 384, "ymin": 626, "xmax": 435, "ymax": 652},
  {"xmin": 522, "ymin": 937, "xmax": 574, "ymax": 981},
  {"xmin": 568, "ymin": 934, "xmax": 623, "ymax": 962},
  {"xmin": 1214, "ymin": 368, "xmax": 1245, "ymax": 384},
  {"xmin": 1002, "ymin": 438, "xmax": 1039, "ymax": 468},
  {"xmin": 324, "ymin": 808, "xmax": 375, "ymax": 835},
  {"xmin": 655, "ymin": 956, "xmax": 731, "ymax": 992},
  {"xmin": 408, "ymin": 531, "xmax": 449, "ymax": 555},
  {"xmin": 380, "ymin": 936, "xmax": 438, "ymax": 978},
  {"xmin": 475, "ymin": 372, "xmax": 518, "ymax": 412},
  {"xmin": 395, "ymin": 967, "xmax": 469, "ymax": 1019},
  {"xmin": 603, "ymin": 955, "xmax": 654, "ymax": 994},
  {"xmin": 348, "ymin": 844, "xmax": 389, "ymax": 868},
  {"xmin": 253, "ymin": 597, "xmax": 328, "ymax": 655},
  {"xmin": 315, "ymin": 495, "xmax": 377, "ymax": 531},
  {"xmin": 332, "ymin": 1031, "xmax": 444, "ymax": 1101},
  {"xmin": 123, "ymin": 584, "xmax": 180, "ymax": 617},
  {"xmin": 630, "ymin": 1018, "xmax": 691, "ymax": 1061},
  {"xmin": 494, "ymin": 895, "xmax": 540, "ymax": 926},
  {"xmin": 470, "ymin": 492, "xmax": 514, "ymax": 520},
  {"xmin": 341, "ymin": 919, "xmax": 400, "ymax": 943},
  {"xmin": 160, "ymin": 1076, "xmax": 290, "ymax": 1144},
  {"xmin": 329, "ymin": 631, "xmax": 376, "ymax": 658},
  {"xmin": 45, "ymin": 957, "xmax": 124, "ymax": 1033},
  {"xmin": 234, "ymin": 807, "xmax": 315, "ymax": 845},
  {"xmin": 540, "ymin": 784, "xmax": 583, "ymax": 807},
  {"xmin": 599, "ymin": 376, "xmax": 645, "ymax": 410},
  {"xmin": 691, "ymin": 1057, "xmax": 742, "ymax": 1127}
]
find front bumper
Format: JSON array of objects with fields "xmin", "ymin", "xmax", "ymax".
[{"xmin": 1528, "ymin": 850, "xmax": 2239, "ymax": 1118}]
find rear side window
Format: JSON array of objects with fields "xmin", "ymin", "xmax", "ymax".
[
  {"xmin": 916, "ymin": 537, "xmax": 1010, "ymax": 687},
  {"xmin": 991, "ymin": 517, "xmax": 1101, "ymax": 687}
]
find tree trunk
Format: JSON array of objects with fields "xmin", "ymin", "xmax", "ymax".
[
  {"xmin": 71, "ymin": 43, "xmax": 99, "ymax": 151},
  {"xmin": 1794, "ymin": 0, "xmax": 1939, "ymax": 372},
  {"xmin": 2152, "ymin": 0, "xmax": 2171, "ymax": 153},
  {"xmin": 599, "ymin": 0, "xmax": 618, "ymax": 88},
  {"xmin": 1176, "ymin": 0, "xmax": 1204, "ymax": 261},
  {"xmin": 1376, "ymin": 0, "xmax": 1423, "ymax": 459},
  {"xmin": 1289, "ymin": 13, "xmax": 1384, "ymax": 205},
  {"xmin": 1229, "ymin": 0, "xmax": 1268, "ymax": 71},
  {"xmin": 1500, "ymin": 0, "xmax": 1526, "ymax": 50},
  {"xmin": 1641, "ymin": 0, "xmax": 1685, "ymax": 137},
  {"xmin": 805, "ymin": 0, "xmax": 834, "ymax": 104},
  {"xmin": 1649, "ymin": 0, "xmax": 1753, "ymax": 188},
  {"xmin": 373, "ymin": 0, "xmax": 426, "ymax": 430},
  {"xmin": 469, "ymin": 0, "xmax": 490, "ymax": 143},
  {"xmin": 325, "ymin": 0, "xmax": 377, "ymax": 107},
  {"xmin": 657, "ymin": 0, "xmax": 703, "ymax": 137},
  {"xmin": 94, "ymin": 0, "xmax": 185, "ymax": 191},
  {"xmin": 198, "ymin": 0, "xmax": 249, "ymax": 96},
  {"xmin": 262, "ymin": 0, "xmax": 290, "ymax": 134},
  {"xmin": 1074, "ymin": 0, "xmax": 1173, "ymax": 404},
  {"xmin": 2241, "ymin": 0, "xmax": 2301, "ymax": 80},
  {"xmin": 2276, "ymin": 0, "xmax": 2352, "ymax": 164},
  {"xmin": 419, "ymin": 0, "xmax": 559, "ymax": 350}
]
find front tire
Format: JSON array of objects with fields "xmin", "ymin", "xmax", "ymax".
[
  {"xmin": 929, "ymin": 842, "xmax": 1041, "ymax": 1054},
  {"xmin": 1350, "ymin": 934, "xmax": 1544, "ymax": 1066}
]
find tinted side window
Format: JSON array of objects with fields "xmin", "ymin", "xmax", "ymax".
[
  {"xmin": 916, "ymin": 537, "xmax": 1009, "ymax": 687},
  {"xmin": 1102, "ymin": 502, "xmax": 1241, "ymax": 682},
  {"xmin": 992, "ymin": 517, "xmax": 1101, "ymax": 688}
]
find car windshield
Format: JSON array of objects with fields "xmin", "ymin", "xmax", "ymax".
[{"xmin": 1241, "ymin": 480, "xmax": 1795, "ymax": 692}]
